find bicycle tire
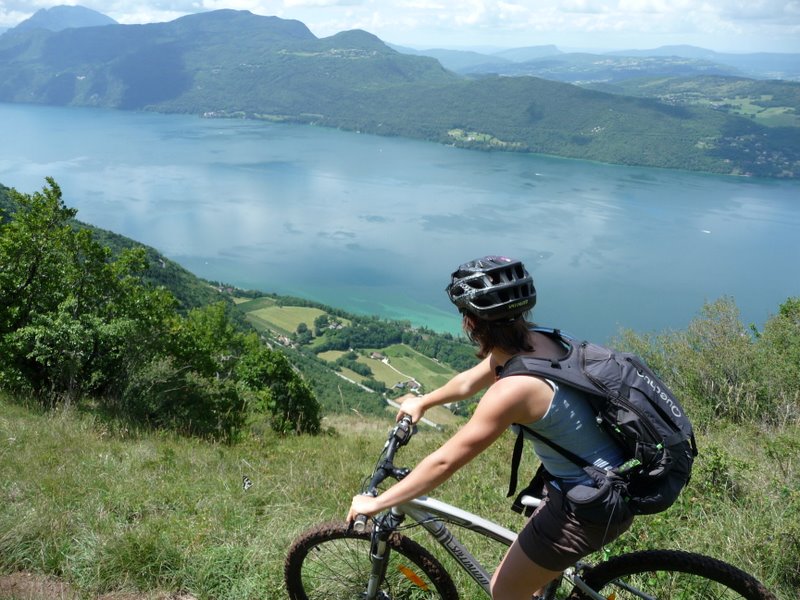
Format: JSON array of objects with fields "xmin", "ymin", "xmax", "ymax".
[
  {"xmin": 285, "ymin": 520, "xmax": 459, "ymax": 600},
  {"xmin": 567, "ymin": 549, "xmax": 777, "ymax": 600}
]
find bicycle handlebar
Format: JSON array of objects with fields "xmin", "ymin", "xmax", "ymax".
[{"xmin": 352, "ymin": 415, "xmax": 415, "ymax": 533}]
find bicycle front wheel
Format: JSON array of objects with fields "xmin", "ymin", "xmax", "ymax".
[
  {"xmin": 285, "ymin": 521, "xmax": 459, "ymax": 600},
  {"xmin": 569, "ymin": 549, "xmax": 777, "ymax": 600}
]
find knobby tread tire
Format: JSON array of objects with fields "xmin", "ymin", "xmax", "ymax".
[
  {"xmin": 285, "ymin": 520, "xmax": 459, "ymax": 600},
  {"xmin": 568, "ymin": 549, "xmax": 777, "ymax": 600}
]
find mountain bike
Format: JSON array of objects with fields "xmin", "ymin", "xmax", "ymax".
[{"xmin": 284, "ymin": 416, "xmax": 777, "ymax": 599}]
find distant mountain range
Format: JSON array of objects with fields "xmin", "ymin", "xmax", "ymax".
[
  {"xmin": 397, "ymin": 43, "xmax": 800, "ymax": 82},
  {"xmin": 1, "ymin": 7, "xmax": 798, "ymax": 178}
]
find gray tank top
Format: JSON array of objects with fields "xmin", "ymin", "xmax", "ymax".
[{"xmin": 512, "ymin": 380, "xmax": 625, "ymax": 485}]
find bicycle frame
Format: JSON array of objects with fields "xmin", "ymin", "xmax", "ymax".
[{"xmin": 378, "ymin": 495, "xmax": 607, "ymax": 600}]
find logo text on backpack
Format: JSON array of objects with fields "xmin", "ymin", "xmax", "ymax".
[{"xmin": 636, "ymin": 369, "xmax": 683, "ymax": 418}]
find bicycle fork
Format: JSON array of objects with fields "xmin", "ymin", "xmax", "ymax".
[{"xmin": 364, "ymin": 510, "xmax": 407, "ymax": 600}]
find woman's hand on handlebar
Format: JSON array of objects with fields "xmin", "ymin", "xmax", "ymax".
[
  {"xmin": 396, "ymin": 393, "xmax": 426, "ymax": 424},
  {"xmin": 346, "ymin": 493, "xmax": 382, "ymax": 526}
]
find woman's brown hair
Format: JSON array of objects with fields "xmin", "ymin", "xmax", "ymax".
[{"xmin": 464, "ymin": 313, "xmax": 534, "ymax": 358}]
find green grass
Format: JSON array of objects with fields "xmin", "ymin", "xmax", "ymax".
[
  {"xmin": 239, "ymin": 299, "xmax": 352, "ymax": 339},
  {"xmin": 243, "ymin": 306, "xmax": 326, "ymax": 336},
  {"xmin": 0, "ymin": 395, "xmax": 797, "ymax": 599},
  {"xmin": 716, "ymin": 96, "xmax": 800, "ymax": 127}
]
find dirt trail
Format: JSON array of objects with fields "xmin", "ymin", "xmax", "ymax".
[{"xmin": 0, "ymin": 572, "xmax": 195, "ymax": 600}]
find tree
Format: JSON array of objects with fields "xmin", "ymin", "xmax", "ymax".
[
  {"xmin": 0, "ymin": 180, "xmax": 175, "ymax": 404},
  {"xmin": 236, "ymin": 341, "xmax": 321, "ymax": 434},
  {"xmin": 313, "ymin": 314, "xmax": 329, "ymax": 335},
  {"xmin": 295, "ymin": 322, "xmax": 313, "ymax": 345},
  {"xmin": 0, "ymin": 178, "xmax": 77, "ymax": 338}
]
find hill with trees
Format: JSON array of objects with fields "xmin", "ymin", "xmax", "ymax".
[
  {"xmin": 585, "ymin": 75, "xmax": 800, "ymax": 128},
  {"xmin": 0, "ymin": 9, "xmax": 797, "ymax": 178},
  {"xmin": 404, "ymin": 43, "xmax": 800, "ymax": 82}
]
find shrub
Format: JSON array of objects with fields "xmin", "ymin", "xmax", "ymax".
[
  {"xmin": 236, "ymin": 342, "xmax": 321, "ymax": 435},
  {"xmin": 617, "ymin": 298, "xmax": 765, "ymax": 428},
  {"xmin": 122, "ymin": 356, "xmax": 246, "ymax": 440},
  {"xmin": 753, "ymin": 298, "xmax": 800, "ymax": 425}
]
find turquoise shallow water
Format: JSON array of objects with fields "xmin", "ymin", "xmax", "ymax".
[{"xmin": 1, "ymin": 102, "xmax": 798, "ymax": 343}]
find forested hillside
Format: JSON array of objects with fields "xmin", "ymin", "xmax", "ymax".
[
  {"xmin": 586, "ymin": 75, "xmax": 800, "ymax": 128},
  {"xmin": 0, "ymin": 9, "xmax": 797, "ymax": 177},
  {"xmin": 0, "ymin": 179, "xmax": 477, "ymax": 432}
]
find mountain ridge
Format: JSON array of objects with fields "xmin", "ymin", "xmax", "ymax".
[
  {"xmin": 11, "ymin": 4, "xmax": 117, "ymax": 32},
  {"xmin": 402, "ymin": 42, "xmax": 800, "ymax": 81},
  {"xmin": 0, "ymin": 9, "xmax": 797, "ymax": 178}
]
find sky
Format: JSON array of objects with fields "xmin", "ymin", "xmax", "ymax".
[{"xmin": 1, "ymin": 0, "xmax": 799, "ymax": 54}]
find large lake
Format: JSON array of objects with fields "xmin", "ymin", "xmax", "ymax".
[{"xmin": 1, "ymin": 102, "xmax": 798, "ymax": 343}]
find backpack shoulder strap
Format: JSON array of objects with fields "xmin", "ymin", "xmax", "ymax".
[
  {"xmin": 497, "ymin": 329, "xmax": 600, "ymax": 400},
  {"xmin": 507, "ymin": 423, "xmax": 593, "ymax": 497}
]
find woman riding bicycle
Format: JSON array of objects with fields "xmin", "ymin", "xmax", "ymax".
[{"xmin": 347, "ymin": 255, "xmax": 634, "ymax": 600}]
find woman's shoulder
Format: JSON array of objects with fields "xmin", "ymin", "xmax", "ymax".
[{"xmin": 488, "ymin": 370, "xmax": 554, "ymax": 424}]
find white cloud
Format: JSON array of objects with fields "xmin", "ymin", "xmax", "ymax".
[
  {"xmin": 1, "ymin": 0, "xmax": 798, "ymax": 51},
  {"xmin": 560, "ymin": 0, "xmax": 610, "ymax": 14},
  {"xmin": 284, "ymin": 0, "xmax": 363, "ymax": 6},
  {"xmin": 718, "ymin": 0, "xmax": 800, "ymax": 21}
]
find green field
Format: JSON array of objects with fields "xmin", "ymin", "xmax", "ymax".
[
  {"xmin": 237, "ymin": 298, "xmax": 353, "ymax": 338},
  {"xmin": 376, "ymin": 344, "xmax": 456, "ymax": 389},
  {"xmin": 318, "ymin": 346, "xmax": 457, "ymax": 393},
  {"xmin": 316, "ymin": 349, "xmax": 460, "ymax": 427},
  {"xmin": 240, "ymin": 303, "xmax": 326, "ymax": 336},
  {"xmin": 700, "ymin": 95, "xmax": 800, "ymax": 127}
]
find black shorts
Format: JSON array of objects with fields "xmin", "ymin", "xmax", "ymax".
[{"xmin": 516, "ymin": 482, "xmax": 634, "ymax": 572}]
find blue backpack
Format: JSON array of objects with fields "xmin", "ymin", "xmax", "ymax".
[{"xmin": 499, "ymin": 328, "xmax": 697, "ymax": 516}]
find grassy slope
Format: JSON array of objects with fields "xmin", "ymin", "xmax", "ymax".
[{"xmin": 0, "ymin": 394, "xmax": 797, "ymax": 599}]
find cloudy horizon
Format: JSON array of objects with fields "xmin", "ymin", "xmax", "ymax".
[{"xmin": 1, "ymin": 1, "xmax": 799, "ymax": 54}]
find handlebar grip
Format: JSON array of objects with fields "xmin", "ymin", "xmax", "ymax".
[{"xmin": 352, "ymin": 513, "xmax": 369, "ymax": 533}]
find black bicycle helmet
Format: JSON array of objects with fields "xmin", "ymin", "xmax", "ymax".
[{"xmin": 445, "ymin": 255, "xmax": 536, "ymax": 321}]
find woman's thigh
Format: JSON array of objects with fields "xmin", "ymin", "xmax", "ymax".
[{"xmin": 491, "ymin": 539, "xmax": 561, "ymax": 600}]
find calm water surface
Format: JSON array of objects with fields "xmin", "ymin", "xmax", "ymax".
[{"xmin": 1, "ymin": 103, "xmax": 798, "ymax": 343}]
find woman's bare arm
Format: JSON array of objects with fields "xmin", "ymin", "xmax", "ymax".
[{"xmin": 348, "ymin": 375, "xmax": 552, "ymax": 520}]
